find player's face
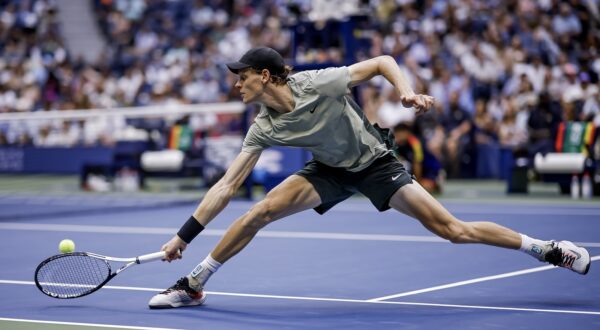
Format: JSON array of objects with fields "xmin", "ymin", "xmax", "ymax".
[{"xmin": 235, "ymin": 69, "xmax": 264, "ymax": 104}]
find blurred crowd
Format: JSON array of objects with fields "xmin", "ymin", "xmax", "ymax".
[
  {"xmin": 0, "ymin": 0, "xmax": 599, "ymax": 179},
  {"xmin": 356, "ymin": 0, "xmax": 600, "ymax": 178}
]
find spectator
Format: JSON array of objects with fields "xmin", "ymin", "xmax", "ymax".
[
  {"xmin": 441, "ymin": 91, "xmax": 474, "ymax": 178},
  {"xmin": 582, "ymin": 81, "xmax": 600, "ymax": 123},
  {"xmin": 499, "ymin": 97, "xmax": 528, "ymax": 150},
  {"xmin": 514, "ymin": 74, "xmax": 538, "ymax": 111},
  {"xmin": 473, "ymin": 98, "xmax": 498, "ymax": 146},
  {"xmin": 460, "ymin": 42, "xmax": 503, "ymax": 102},
  {"xmin": 552, "ymin": 3, "xmax": 582, "ymax": 37},
  {"xmin": 527, "ymin": 92, "xmax": 562, "ymax": 156}
]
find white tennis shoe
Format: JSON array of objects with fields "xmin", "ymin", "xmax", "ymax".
[
  {"xmin": 148, "ymin": 277, "xmax": 206, "ymax": 309},
  {"xmin": 544, "ymin": 241, "xmax": 591, "ymax": 275}
]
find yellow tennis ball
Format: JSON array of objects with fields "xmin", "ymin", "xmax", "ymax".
[{"xmin": 59, "ymin": 239, "xmax": 75, "ymax": 253}]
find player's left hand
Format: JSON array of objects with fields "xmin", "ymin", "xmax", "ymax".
[{"xmin": 401, "ymin": 94, "xmax": 435, "ymax": 115}]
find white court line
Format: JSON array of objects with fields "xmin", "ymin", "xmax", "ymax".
[
  {"xmin": 2, "ymin": 280, "xmax": 599, "ymax": 316},
  {"xmin": 0, "ymin": 317, "xmax": 181, "ymax": 330},
  {"xmin": 369, "ymin": 255, "xmax": 600, "ymax": 302},
  {"xmin": 2, "ymin": 222, "xmax": 600, "ymax": 247},
  {"xmin": 2, "ymin": 196, "xmax": 599, "ymax": 215}
]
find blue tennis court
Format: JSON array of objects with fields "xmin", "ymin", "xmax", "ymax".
[{"xmin": 0, "ymin": 191, "xmax": 599, "ymax": 329}]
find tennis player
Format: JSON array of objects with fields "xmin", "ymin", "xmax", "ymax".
[{"xmin": 148, "ymin": 47, "xmax": 591, "ymax": 309}]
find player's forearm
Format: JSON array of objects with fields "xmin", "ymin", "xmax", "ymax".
[
  {"xmin": 171, "ymin": 178, "xmax": 241, "ymax": 248},
  {"xmin": 376, "ymin": 55, "xmax": 416, "ymax": 97},
  {"xmin": 188, "ymin": 151, "xmax": 259, "ymax": 228},
  {"xmin": 192, "ymin": 180, "xmax": 237, "ymax": 226}
]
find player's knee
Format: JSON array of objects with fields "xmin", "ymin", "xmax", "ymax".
[
  {"xmin": 443, "ymin": 222, "xmax": 472, "ymax": 244},
  {"xmin": 242, "ymin": 200, "xmax": 275, "ymax": 229}
]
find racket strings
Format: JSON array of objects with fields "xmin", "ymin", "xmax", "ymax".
[{"xmin": 36, "ymin": 254, "xmax": 111, "ymax": 298}]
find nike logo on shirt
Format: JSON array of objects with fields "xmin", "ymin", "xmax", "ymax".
[
  {"xmin": 392, "ymin": 174, "xmax": 402, "ymax": 181},
  {"xmin": 309, "ymin": 105, "xmax": 317, "ymax": 113}
]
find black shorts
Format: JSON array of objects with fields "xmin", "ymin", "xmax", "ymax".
[{"xmin": 295, "ymin": 153, "xmax": 414, "ymax": 214}]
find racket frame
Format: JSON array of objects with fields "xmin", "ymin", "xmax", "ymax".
[{"xmin": 34, "ymin": 251, "xmax": 165, "ymax": 299}]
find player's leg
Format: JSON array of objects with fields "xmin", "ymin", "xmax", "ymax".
[
  {"xmin": 210, "ymin": 174, "xmax": 321, "ymax": 263},
  {"xmin": 389, "ymin": 179, "xmax": 590, "ymax": 274},
  {"xmin": 149, "ymin": 175, "xmax": 321, "ymax": 308},
  {"xmin": 389, "ymin": 180, "xmax": 521, "ymax": 247},
  {"xmin": 189, "ymin": 174, "xmax": 320, "ymax": 290}
]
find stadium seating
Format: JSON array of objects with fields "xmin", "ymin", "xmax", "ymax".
[{"xmin": 0, "ymin": 0, "xmax": 598, "ymax": 188}]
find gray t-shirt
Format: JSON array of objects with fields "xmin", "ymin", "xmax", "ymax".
[{"xmin": 242, "ymin": 66, "xmax": 389, "ymax": 172}]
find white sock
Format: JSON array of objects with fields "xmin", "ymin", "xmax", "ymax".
[
  {"xmin": 519, "ymin": 234, "xmax": 549, "ymax": 261},
  {"xmin": 187, "ymin": 255, "xmax": 222, "ymax": 291}
]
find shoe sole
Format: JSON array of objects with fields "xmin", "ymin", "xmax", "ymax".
[
  {"xmin": 584, "ymin": 260, "xmax": 591, "ymax": 275},
  {"xmin": 149, "ymin": 296, "xmax": 206, "ymax": 309}
]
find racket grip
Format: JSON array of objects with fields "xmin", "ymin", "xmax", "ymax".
[{"xmin": 136, "ymin": 251, "xmax": 166, "ymax": 264}]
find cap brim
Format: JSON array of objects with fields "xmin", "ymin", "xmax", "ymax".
[{"xmin": 226, "ymin": 62, "xmax": 251, "ymax": 74}]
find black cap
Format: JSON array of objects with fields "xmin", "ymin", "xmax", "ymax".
[{"xmin": 226, "ymin": 47, "xmax": 285, "ymax": 76}]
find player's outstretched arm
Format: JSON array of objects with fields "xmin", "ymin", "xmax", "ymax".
[
  {"xmin": 161, "ymin": 151, "xmax": 261, "ymax": 261},
  {"xmin": 347, "ymin": 55, "xmax": 434, "ymax": 114},
  {"xmin": 192, "ymin": 150, "xmax": 260, "ymax": 225}
]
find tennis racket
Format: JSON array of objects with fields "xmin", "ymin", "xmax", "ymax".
[{"xmin": 34, "ymin": 251, "xmax": 165, "ymax": 299}]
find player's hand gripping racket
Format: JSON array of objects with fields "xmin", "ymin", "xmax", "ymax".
[{"xmin": 34, "ymin": 251, "xmax": 165, "ymax": 299}]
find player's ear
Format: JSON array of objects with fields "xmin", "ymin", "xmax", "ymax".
[{"xmin": 261, "ymin": 69, "xmax": 270, "ymax": 84}]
